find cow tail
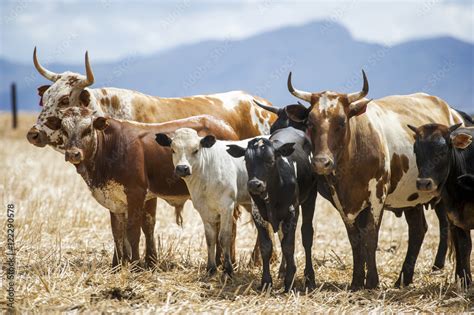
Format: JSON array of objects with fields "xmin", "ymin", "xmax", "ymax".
[{"xmin": 447, "ymin": 225, "xmax": 455, "ymax": 263}]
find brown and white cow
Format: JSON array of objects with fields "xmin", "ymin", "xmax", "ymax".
[
  {"xmin": 47, "ymin": 108, "xmax": 239, "ymax": 268},
  {"xmin": 285, "ymin": 71, "xmax": 464, "ymax": 290},
  {"xmin": 27, "ymin": 47, "xmax": 276, "ymax": 225}
]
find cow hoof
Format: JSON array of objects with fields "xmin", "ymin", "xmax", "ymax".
[
  {"xmin": 305, "ymin": 279, "xmax": 316, "ymax": 291},
  {"xmin": 349, "ymin": 283, "xmax": 364, "ymax": 291},
  {"xmin": 206, "ymin": 266, "xmax": 217, "ymax": 276}
]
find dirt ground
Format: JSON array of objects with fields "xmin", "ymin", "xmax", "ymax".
[{"xmin": 0, "ymin": 113, "xmax": 472, "ymax": 313}]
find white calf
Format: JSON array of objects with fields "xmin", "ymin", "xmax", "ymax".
[{"xmin": 155, "ymin": 128, "xmax": 266, "ymax": 276}]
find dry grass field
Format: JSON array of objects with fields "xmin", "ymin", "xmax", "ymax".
[{"xmin": 0, "ymin": 113, "xmax": 473, "ymax": 313}]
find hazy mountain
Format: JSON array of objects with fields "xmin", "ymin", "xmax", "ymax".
[{"xmin": 1, "ymin": 21, "xmax": 472, "ymax": 113}]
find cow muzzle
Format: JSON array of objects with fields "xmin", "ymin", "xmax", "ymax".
[
  {"xmin": 175, "ymin": 165, "xmax": 191, "ymax": 177},
  {"xmin": 26, "ymin": 127, "xmax": 48, "ymax": 147},
  {"xmin": 416, "ymin": 178, "xmax": 437, "ymax": 192},
  {"xmin": 248, "ymin": 178, "xmax": 266, "ymax": 195},
  {"xmin": 312, "ymin": 155, "xmax": 334, "ymax": 175},
  {"xmin": 65, "ymin": 148, "xmax": 84, "ymax": 164}
]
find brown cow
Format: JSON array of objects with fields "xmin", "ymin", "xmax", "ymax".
[
  {"xmin": 285, "ymin": 71, "xmax": 464, "ymax": 290},
  {"xmin": 47, "ymin": 108, "xmax": 239, "ymax": 268}
]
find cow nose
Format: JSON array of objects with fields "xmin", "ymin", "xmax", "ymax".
[
  {"xmin": 248, "ymin": 179, "xmax": 266, "ymax": 195},
  {"xmin": 65, "ymin": 149, "xmax": 83, "ymax": 164},
  {"xmin": 175, "ymin": 165, "xmax": 191, "ymax": 177},
  {"xmin": 26, "ymin": 128, "xmax": 47, "ymax": 147},
  {"xmin": 312, "ymin": 155, "xmax": 334, "ymax": 175},
  {"xmin": 416, "ymin": 178, "xmax": 435, "ymax": 191}
]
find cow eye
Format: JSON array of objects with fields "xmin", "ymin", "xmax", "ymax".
[
  {"xmin": 81, "ymin": 127, "xmax": 92, "ymax": 137},
  {"xmin": 193, "ymin": 149, "xmax": 199, "ymax": 155},
  {"xmin": 59, "ymin": 97, "xmax": 69, "ymax": 106},
  {"xmin": 171, "ymin": 149, "xmax": 175, "ymax": 154}
]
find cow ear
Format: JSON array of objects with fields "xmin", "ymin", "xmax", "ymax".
[
  {"xmin": 37, "ymin": 85, "xmax": 50, "ymax": 97},
  {"xmin": 93, "ymin": 117, "xmax": 109, "ymax": 130},
  {"xmin": 276, "ymin": 142, "xmax": 295, "ymax": 157},
  {"xmin": 285, "ymin": 104, "xmax": 309, "ymax": 122},
  {"xmin": 80, "ymin": 90, "xmax": 91, "ymax": 107},
  {"xmin": 226, "ymin": 145, "xmax": 245, "ymax": 158},
  {"xmin": 200, "ymin": 135, "xmax": 216, "ymax": 148},
  {"xmin": 347, "ymin": 99, "xmax": 372, "ymax": 118},
  {"xmin": 155, "ymin": 133, "xmax": 172, "ymax": 147},
  {"xmin": 451, "ymin": 132, "xmax": 472, "ymax": 149},
  {"xmin": 45, "ymin": 116, "xmax": 62, "ymax": 130}
]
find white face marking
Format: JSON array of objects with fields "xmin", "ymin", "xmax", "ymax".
[
  {"xmin": 318, "ymin": 94, "xmax": 339, "ymax": 112},
  {"xmin": 91, "ymin": 181, "xmax": 127, "ymax": 213}
]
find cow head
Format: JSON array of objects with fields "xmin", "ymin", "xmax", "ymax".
[
  {"xmin": 285, "ymin": 70, "xmax": 372, "ymax": 175},
  {"xmin": 45, "ymin": 108, "xmax": 108, "ymax": 165},
  {"xmin": 27, "ymin": 47, "xmax": 99, "ymax": 149},
  {"xmin": 408, "ymin": 123, "xmax": 471, "ymax": 193},
  {"xmin": 253, "ymin": 99, "xmax": 307, "ymax": 133},
  {"xmin": 155, "ymin": 128, "xmax": 216, "ymax": 178},
  {"xmin": 227, "ymin": 137, "xmax": 295, "ymax": 196}
]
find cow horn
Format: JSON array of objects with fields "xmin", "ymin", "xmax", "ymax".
[
  {"xmin": 253, "ymin": 99, "xmax": 280, "ymax": 114},
  {"xmin": 82, "ymin": 51, "xmax": 95, "ymax": 87},
  {"xmin": 287, "ymin": 72, "xmax": 312, "ymax": 103},
  {"xmin": 347, "ymin": 70, "xmax": 369, "ymax": 103},
  {"xmin": 33, "ymin": 47, "xmax": 60, "ymax": 82}
]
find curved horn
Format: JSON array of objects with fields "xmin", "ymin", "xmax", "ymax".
[
  {"xmin": 347, "ymin": 70, "xmax": 369, "ymax": 103},
  {"xmin": 82, "ymin": 51, "xmax": 94, "ymax": 87},
  {"xmin": 253, "ymin": 99, "xmax": 280, "ymax": 114},
  {"xmin": 33, "ymin": 47, "xmax": 60, "ymax": 82},
  {"xmin": 287, "ymin": 72, "xmax": 312, "ymax": 103}
]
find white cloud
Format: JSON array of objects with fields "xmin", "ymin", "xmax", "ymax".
[{"xmin": 0, "ymin": 0, "xmax": 472, "ymax": 64}]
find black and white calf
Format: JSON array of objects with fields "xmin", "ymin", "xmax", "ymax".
[
  {"xmin": 227, "ymin": 127, "xmax": 318, "ymax": 291},
  {"xmin": 410, "ymin": 124, "xmax": 474, "ymax": 286}
]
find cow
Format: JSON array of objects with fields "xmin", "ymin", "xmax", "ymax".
[
  {"xmin": 27, "ymin": 47, "xmax": 276, "ymax": 225},
  {"xmin": 253, "ymin": 100, "xmax": 307, "ymax": 133},
  {"xmin": 284, "ymin": 70, "xmax": 464, "ymax": 290},
  {"xmin": 47, "ymin": 108, "xmax": 239, "ymax": 269},
  {"xmin": 155, "ymin": 128, "xmax": 280, "ymax": 277},
  {"xmin": 227, "ymin": 127, "xmax": 318, "ymax": 292},
  {"xmin": 409, "ymin": 124, "xmax": 474, "ymax": 286}
]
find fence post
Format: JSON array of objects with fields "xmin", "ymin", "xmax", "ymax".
[{"xmin": 11, "ymin": 82, "xmax": 17, "ymax": 129}]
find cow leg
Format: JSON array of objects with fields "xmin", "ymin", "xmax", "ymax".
[
  {"xmin": 281, "ymin": 205, "xmax": 298, "ymax": 292},
  {"xmin": 344, "ymin": 218, "xmax": 366, "ymax": 291},
  {"xmin": 301, "ymin": 190, "xmax": 317, "ymax": 290},
  {"xmin": 219, "ymin": 204, "xmax": 235, "ymax": 277},
  {"xmin": 451, "ymin": 225, "xmax": 472, "ymax": 287},
  {"xmin": 198, "ymin": 207, "xmax": 219, "ymax": 275},
  {"xmin": 433, "ymin": 202, "xmax": 448, "ymax": 270},
  {"xmin": 251, "ymin": 202, "xmax": 273, "ymax": 290},
  {"xmin": 215, "ymin": 221, "xmax": 222, "ymax": 267},
  {"xmin": 110, "ymin": 212, "xmax": 130, "ymax": 268},
  {"xmin": 141, "ymin": 198, "xmax": 157, "ymax": 269},
  {"xmin": 395, "ymin": 205, "xmax": 427, "ymax": 287},
  {"xmin": 362, "ymin": 207, "xmax": 383, "ymax": 289}
]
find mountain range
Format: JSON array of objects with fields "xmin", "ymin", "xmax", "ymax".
[{"xmin": 1, "ymin": 21, "xmax": 472, "ymax": 113}]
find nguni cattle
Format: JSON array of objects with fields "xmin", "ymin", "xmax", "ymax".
[
  {"xmin": 409, "ymin": 124, "xmax": 474, "ymax": 286},
  {"xmin": 227, "ymin": 127, "xmax": 318, "ymax": 292},
  {"xmin": 27, "ymin": 47, "xmax": 276, "ymax": 225},
  {"xmin": 48, "ymin": 109, "xmax": 239, "ymax": 268},
  {"xmin": 155, "ymin": 129, "xmax": 280, "ymax": 278},
  {"xmin": 284, "ymin": 70, "xmax": 464, "ymax": 290}
]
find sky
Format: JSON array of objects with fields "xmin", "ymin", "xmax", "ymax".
[{"xmin": 0, "ymin": 0, "xmax": 473, "ymax": 64}]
